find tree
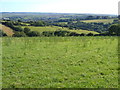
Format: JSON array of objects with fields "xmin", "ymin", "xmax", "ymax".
[
  {"xmin": 31, "ymin": 21, "xmax": 46, "ymax": 26},
  {"xmin": 54, "ymin": 30, "xmax": 71, "ymax": 36},
  {"xmin": 27, "ymin": 31, "xmax": 40, "ymax": 37},
  {"xmin": 108, "ymin": 24, "xmax": 120, "ymax": 35},
  {"xmin": 80, "ymin": 33, "xmax": 85, "ymax": 36},
  {"xmin": 12, "ymin": 31, "xmax": 26, "ymax": 37},
  {"xmin": 24, "ymin": 27, "xmax": 31, "ymax": 34},
  {"xmin": 87, "ymin": 33, "xmax": 94, "ymax": 36},
  {"xmin": 42, "ymin": 31, "xmax": 54, "ymax": 36},
  {"xmin": 13, "ymin": 26, "xmax": 24, "ymax": 32},
  {"xmin": 69, "ymin": 32, "xmax": 78, "ymax": 36}
]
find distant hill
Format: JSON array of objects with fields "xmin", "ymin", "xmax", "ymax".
[{"xmin": 0, "ymin": 12, "xmax": 117, "ymax": 21}]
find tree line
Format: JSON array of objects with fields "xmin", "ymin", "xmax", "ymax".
[{"xmin": 1, "ymin": 20, "xmax": 120, "ymax": 37}]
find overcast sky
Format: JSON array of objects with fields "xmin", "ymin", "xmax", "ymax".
[{"xmin": 1, "ymin": 0, "xmax": 119, "ymax": 15}]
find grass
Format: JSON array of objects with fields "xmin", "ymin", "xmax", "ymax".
[
  {"xmin": 2, "ymin": 36, "xmax": 118, "ymax": 88},
  {"xmin": 22, "ymin": 26, "xmax": 99, "ymax": 34},
  {"xmin": 81, "ymin": 19, "xmax": 114, "ymax": 24},
  {"xmin": 0, "ymin": 24, "xmax": 14, "ymax": 36}
]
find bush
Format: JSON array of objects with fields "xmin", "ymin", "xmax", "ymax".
[
  {"xmin": 80, "ymin": 33, "xmax": 85, "ymax": 36},
  {"xmin": 31, "ymin": 21, "xmax": 47, "ymax": 26},
  {"xmin": 27, "ymin": 31, "xmax": 40, "ymax": 37},
  {"xmin": 86, "ymin": 33, "xmax": 94, "ymax": 36},
  {"xmin": 108, "ymin": 24, "xmax": 120, "ymax": 36},
  {"xmin": 13, "ymin": 26, "xmax": 24, "ymax": 32},
  {"xmin": 12, "ymin": 31, "xmax": 26, "ymax": 37},
  {"xmin": 42, "ymin": 31, "xmax": 54, "ymax": 36},
  {"xmin": 69, "ymin": 32, "xmax": 78, "ymax": 36},
  {"xmin": 24, "ymin": 27, "xmax": 31, "ymax": 34},
  {"xmin": 54, "ymin": 31, "xmax": 71, "ymax": 36}
]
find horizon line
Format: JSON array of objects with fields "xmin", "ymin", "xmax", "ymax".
[{"xmin": 0, "ymin": 11, "xmax": 117, "ymax": 15}]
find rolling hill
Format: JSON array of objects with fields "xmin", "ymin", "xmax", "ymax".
[
  {"xmin": 22, "ymin": 26, "xmax": 99, "ymax": 34},
  {"xmin": 0, "ymin": 24, "xmax": 14, "ymax": 36}
]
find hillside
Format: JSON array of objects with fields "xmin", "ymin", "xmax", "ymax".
[
  {"xmin": 0, "ymin": 24, "xmax": 14, "ymax": 36},
  {"xmin": 81, "ymin": 19, "xmax": 114, "ymax": 24},
  {"xmin": 22, "ymin": 26, "xmax": 99, "ymax": 34}
]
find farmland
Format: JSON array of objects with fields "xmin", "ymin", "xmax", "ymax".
[
  {"xmin": 0, "ymin": 24, "xmax": 14, "ymax": 36},
  {"xmin": 2, "ymin": 37, "xmax": 118, "ymax": 88},
  {"xmin": 22, "ymin": 26, "xmax": 99, "ymax": 34},
  {"xmin": 81, "ymin": 19, "xmax": 114, "ymax": 24},
  {"xmin": 1, "ymin": 12, "xmax": 119, "ymax": 88}
]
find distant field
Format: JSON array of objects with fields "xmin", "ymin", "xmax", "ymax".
[
  {"xmin": 58, "ymin": 22, "xmax": 68, "ymax": 25},
  {"xmin": 2, "ymin": 37, "xmax": 118, "ymax": 88},
  {"xmin": 22, "ymin": 26, "xmax": 99, "ymax": 34},
  {"xmin": 0, "ymin": 24, "xmax": 14, "ymax": 36},
  {"xmin": 81, "ymin": 19, "xmax": 114, "ymax": 24}
]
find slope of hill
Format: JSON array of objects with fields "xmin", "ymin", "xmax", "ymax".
[
  {"xmin": 22, "ymin": 26, "xmax": 99, "ymax": 34},
  {"xmin": 0, "ymin": 24, "xmax": 14, "ymax": 36},
  {"xmin": 81, "ymin": 19, "xmax": 114, "ymax": 24}
]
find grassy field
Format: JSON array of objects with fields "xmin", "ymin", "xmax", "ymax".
[
  {"xmin": 22, "ymin": 26, "xmax": 99, "ymax": 34},
  {"xmin": 2, "ymin": 37, "xmax": 118, "ymax": 88},
  {"xmin": 0, "ymin": 24, "xmax": 14, "ymax": 36},
  {"xmin": 81, "ymin": 19, "xmax": 114, "ymax": 24}
]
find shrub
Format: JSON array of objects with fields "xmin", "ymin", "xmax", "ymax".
[
  {"xmin": 13, "ymin": 26, "xmax": 24, "ymax": 32},
  {"xmin": 12, "ymin": 31, "xmax": 26, "ymax": 37},
  {"xmin": 108, "ymin": 24, "xmax": 120, "ymax": 36},
  {"xmin": 27, "ymin": 31, "xmax": 40, "ymax": 37},
  {"xmin": 54, "ymin": 30, "xmax": 71, "ymax": 36},
  {"xmin": 80, "ymin": 33, "xmax": 85, "ymax": 36},
  {"xmin": 42, "ymin": 31, "xmax": 54, "ymax": 36},
  {"xmin": 69, "ymin": 32, "xmax": 78, "ymax": 36},
  {"xmin": 86, "ymin": 33, "xmax": 94, "ymax": 36},
  {"xmin": 24, "ymin": 27, "xmax": 31, "ymax": 34}
]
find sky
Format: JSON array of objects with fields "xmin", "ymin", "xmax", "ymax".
[{"xmin": 1, "ymin": 0, "xmax": 119, "ymax": 15}]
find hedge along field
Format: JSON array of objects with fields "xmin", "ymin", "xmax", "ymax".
[
  {"xmin": 2, "ymin": 37, "xmax": 118, "ymax": 88},
  {"xmin": 22, "ymin": 26, "xmax": 99, "ymax": 34}
]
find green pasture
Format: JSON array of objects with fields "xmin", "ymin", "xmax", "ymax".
[
  {"xmin": 2, "ymin": 37, "xmax": 118, "ymax": 88},
  {"xmin": 22, "ymin": 26, "xmax": 99, "ymax": 34},
  {"xmin": 81, "ymin": 19, "xmax": 114, "ymax": 24}
]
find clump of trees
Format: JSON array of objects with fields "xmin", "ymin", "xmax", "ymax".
[
  {"xmin": 12, "ymin": 31, "xmax": 26, "ymax": 37},
  {"xmin": 27, "ymin": 31, "xmax": 40, "ymax": 37},
  {"xmin": 31, "ymin": 21, "xmax": 48, "ymax": 26},
  {"xmin": 108, "ymin": 24, "xmax": 120, "ymax": 36},
  {"xmin": 13, "ymin": 27, "xmax": 40, "ymax": 37},
  {"xmin": 53, "ymin": 21, "xmax": 112, "ymax": 33}
]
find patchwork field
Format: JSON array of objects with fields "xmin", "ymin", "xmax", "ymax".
[
  {"xmin": 81, "ymin": 19, "xmax": 114, "ymax": 24},
  {"xmin": 22, "ymin": 26, "xmax": 99, "ymax": 34},
  {"xmin": 2, "ymin": 37, "xmax": 118, "ymax": 88}
]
